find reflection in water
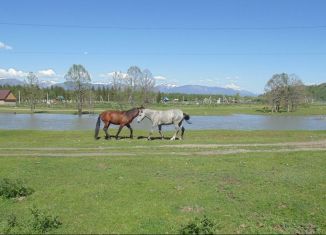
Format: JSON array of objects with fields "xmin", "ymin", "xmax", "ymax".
[{"xmin": 0, "ymin": 113, "xmax": 325, "ymax": 130}]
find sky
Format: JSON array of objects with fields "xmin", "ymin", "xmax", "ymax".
[{"xmin": 0, "ymin": 0, "xmax": 325, "ymax": 94}]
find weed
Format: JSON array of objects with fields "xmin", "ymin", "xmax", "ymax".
[
  {"xmin": 3, "ymin": 214, "xmax": 18, "ymax": 234},
  {"xmin": 0, "ymin": 178, "xmax": 34, "ymax": 199},
  {"xmin": 179, "ymin": 215, "xmax": 218, "ymax": 234},
  {"xmin": 30, "ymin": 207, "xmax": 62, "ymax": 233}
]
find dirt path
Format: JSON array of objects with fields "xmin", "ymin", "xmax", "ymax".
[{"xmin": 0, "ymin": 140, "xmax": 325, "ymax": 157}]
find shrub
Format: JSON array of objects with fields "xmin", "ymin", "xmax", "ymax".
[
  {"xmin": 0, "ymin": 178, "xmax": 34, "ymax": 199},
  {"xmin": 30, "ymin": 207, "xmax": 62, "ymax": 233},
  {"xmin": 179, "ymin": 215, "xmax": 218, "ymax": 235},
  {"xmin": 3, "ymin": 213, "xmax": 18, "ymax": 234}
]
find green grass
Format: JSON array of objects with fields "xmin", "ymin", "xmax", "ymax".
[
  {"xmin": 0, "ymin": 129, "xmax": 325, "ymax": 148},
  {"xmin": 0, "ymin": 129, "xmax": 325, "ymax": 234},
  {"xmin": 0, "ymin": 102, "xmax": 325, "ymax": 115}
]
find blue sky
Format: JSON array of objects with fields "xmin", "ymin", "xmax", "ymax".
[{"xmin": 0, "ymin": 0, "xmax": 325, "ymax": 93}]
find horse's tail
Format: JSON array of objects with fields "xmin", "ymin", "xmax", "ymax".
[
  {"xmin": 94, "ymin": 115, "xmax": 101, "ymax": 139},
  {"xmin": 183, "ymin": 113, "xmax": 192, "ymax": 124}
]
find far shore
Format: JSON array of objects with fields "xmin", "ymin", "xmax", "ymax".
[{"xmin": 0, "ymin": 103, "xmax": 325, "ymax": 116}]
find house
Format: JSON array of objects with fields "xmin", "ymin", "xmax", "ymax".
[
  {"xmin": 162, "ymin": 97, "xmax": 169, "ymax": 103},
  {"xmin": 0, "ymin": 90, "xmax": 17, "ymax": 105}
]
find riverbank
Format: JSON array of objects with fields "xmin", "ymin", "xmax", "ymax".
[
  {"xmin": 0, "ymin": 103, "xmax": 325, "ymax": 116},
  {"xmin": 0, "ymin": 129, "xmax": 325, "ymax": 233},
  {"xmin": 1, "ymin": 112, "xmax": 326, "ymax": 131}
]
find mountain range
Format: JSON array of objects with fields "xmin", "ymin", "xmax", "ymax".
[
  {"xmin": 0, "ymin": 78, "xmax": 256, "ymax": 96},
  {"xmin": 155, "ymin": 84, "xmax": 256, "ymax": 96}
]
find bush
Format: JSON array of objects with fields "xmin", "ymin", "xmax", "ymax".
[
  {"xmin": 2, "ymin": 214, "xmax": 18, "ymax": 234},
  {"xmin": 0, "ymin": 178, "xmax": 34, "ymax": 199},
  {"xmin": 30, "ymin": 207, "xmax": 62, "ymax": 233},
  {"xmin": 179, "ymin": 215, "xmax": 218, "ymax": 235}
]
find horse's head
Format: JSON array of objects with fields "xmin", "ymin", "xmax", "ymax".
[{"xmin": 137, "ymin": 108, "xmax": 146, "ymax": 123}]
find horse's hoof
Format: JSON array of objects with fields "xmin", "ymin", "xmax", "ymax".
[
  {"xmin": 130, "ymin": 136, "xmax": 133, "ymax": 139},
  {"xmin": 95, "ymin": 137, "xmax": 101, "ymax": 140}
]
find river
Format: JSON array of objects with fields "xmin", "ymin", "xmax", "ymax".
[{"xmin": 0, "ymin": 113, "xmax": 325, "ymax": 131}]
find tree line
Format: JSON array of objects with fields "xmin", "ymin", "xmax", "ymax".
[
  {"xmin": 1, "ymin": 64, "xmax": 157, "ymax": 114},
  {"xmin": 1, "ymin": 66, "xmax": 322, "ymax": 114}
]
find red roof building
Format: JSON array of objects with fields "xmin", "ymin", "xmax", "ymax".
[{"xmin": 0, "ymin": 90, "xmax": 17, "ymax": 105}]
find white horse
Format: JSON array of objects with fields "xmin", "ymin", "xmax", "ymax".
[{"xmin": 137, "ymin": 108, "xmax": 191, "ymax": 140}]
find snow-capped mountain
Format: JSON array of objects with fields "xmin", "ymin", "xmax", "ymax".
[
  {"xmin": 0, "ymin": 78, "xmax": 256, "ymax": 96},
  {"xmin": 38, "ymin": 80, "xmax": 59, "ymax": 88},
  {"xmin": 156, "ymin": 84, "xmax": 256, "ymax": 96},
  {"xmin": 0, "ymin": 78, "xmax": 24, "ymax": 86}
]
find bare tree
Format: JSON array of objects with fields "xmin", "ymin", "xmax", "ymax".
[
  {"xmin": 265, "ymin": 73, "xmax": 305, "ymax": 112},
  {"xmin": 111, "ymin": 71, "xmax": 125, "ymax": 101},
  {"xmin": 140, "ymin": 69, "xmax": 155, "ymax": 103},
  {"xmin": 25, "ymin": 72, "xmax": 41, "ymax": 112},
  {"xmin": 126, "ymin": 66, "xmax": 142, "ymax": 103},
  {"xmin": 65, "ymin": 64, "xmax": 91, "ymax": 115},
  {"xmin": 265, "ymin": 73, "xmax": 285, "ymax": 112},
  {"xmin": 287, "ymin": 75, "xmax": 305, "ymax": 112}
]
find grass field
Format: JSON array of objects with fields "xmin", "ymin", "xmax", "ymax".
[
  {"xmin": 0, "ymin": 129, "xmax": 325, "ymax": 234},
  {"xmin": 0, "ymin": 102, "xmax": 325, "ymax": 116}
]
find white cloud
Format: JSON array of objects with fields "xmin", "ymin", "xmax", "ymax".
[
  {"xmin": 159, "ymin": 83, "xmax": 178, "ymax": 88},
  {"xmin": 224, "ymin": 82, "xmax": 241, "ymax": 90},
  {"xmin": 37, "ymin": 69, "xmax": 56, "ymax": 78},
  {"xmin": 99, "ymin": 71, "xmax": 128, "ymax": 79},
  {"xmin": 0, "ymin": 68, "xmax": 61, "ymax": 82},
  {"xmin": 0, "ymin": 41, "xmax": 13, "ymax": 50},
  {"xmin": 154, "ymin": 75, "xmax": 167, "ymax": 80},
  {"xmin": 0, "ymin": 68, "xmax": 27, "ymax": 79}
]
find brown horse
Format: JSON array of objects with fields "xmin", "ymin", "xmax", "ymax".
[{"xmin": 94, "ymin": 107, "xmax": 141, "ymax": 140}]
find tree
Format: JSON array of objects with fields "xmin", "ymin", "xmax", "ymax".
[
  {"xmin": 286, "ymin": 75, "xmax": 305, "ymax": 111},
  {"xmin": 265, "ymin": 74, "xmax": 285, "ymax": 112},
  {"xmin": 25, "ymin": 72, "xmax": 41, "ymax": 112},
  {"xmin": 111, "ymin": 71, "xmax": 125, "ymax": 101},
  {"xmin": 265, "ymin": 73, "xmax": 305, "ymax": 112},
  {"xmin": 65, "ymin": 64, "xmax": 91, "ymax": 115},
  {"xmin": 156, "ymin": 91, "xmax": 162, "ymax": 103},
  {"xmin": 139, "ymin": 69, "xmax": 155, "ymax": 103},
  {"xmin": 126, "ymin": 66, "xmax": 142, "ymax": 104}
]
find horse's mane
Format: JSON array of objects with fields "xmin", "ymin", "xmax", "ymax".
[{"xmin": 125, "ymin": 107, "xmax": 139, "ymax": 116}]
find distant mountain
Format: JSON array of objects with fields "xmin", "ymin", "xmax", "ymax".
[
  {"xmin": 53, "ymin": 81, "xmax": 110, "ymax": 90},
  {"xmin": 1, "ymin": 78, "xmax": 257, "ymax": 96},
  {"xmin": 156, "ymin": 84, "xmax": 256, "ymax": 96},
  {"xmin": 38, "ymin": 80, "xmax": 59, "ymax": 88},
  {"xmin": 0, "ymin": 78, "xmax": 24, "ymax": 86}
]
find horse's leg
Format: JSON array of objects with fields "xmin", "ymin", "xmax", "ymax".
[
  {"xmin": 115, "ymin": 125, "xmax": 124, "ymax": 140},
  {"xmin": 181, "ymin": 126, "xmax": 185, "ymax": 140},
  {"xmin": 148, "ymin": 125, "xmax": 156, "ymax": 140},
  {"xmin": 170, "ymin": 123, "xmax": 180, "ymax": 140},
  {"xmin": 126, "ymin": 124, "xmax": 133, "ymax": 139},
  {"xmin": 103, "ymin": 122, "xmax": 111, "ymax": 139},
  {"xmin": 178, "ymin": 121, "xmax": 185, "ymax": 140},
  {"xmin": 158, "ymin": 125, "xmax": 164, "ymax": 139}
]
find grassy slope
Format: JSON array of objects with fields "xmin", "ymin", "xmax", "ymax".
[{"xmin": 0, "ymin": 130, "xmax": 325, "ymax": 234}]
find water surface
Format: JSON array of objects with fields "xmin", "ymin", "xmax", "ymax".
[{"xmin": 0, "ymin": 113, "xmax": 325, "ymax": 131}]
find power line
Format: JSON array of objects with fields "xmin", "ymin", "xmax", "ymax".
[
  {"xmin": 2, "ymin": 51, "xmax": 326, "ymax": 56},
  {"xmin": 1, "ymin": 22, "xmax": 326, "ymax": 31}
]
